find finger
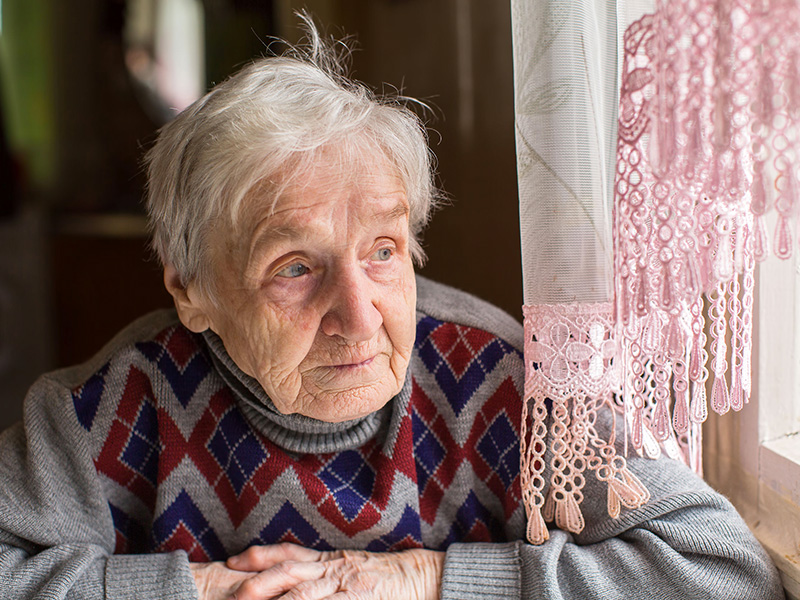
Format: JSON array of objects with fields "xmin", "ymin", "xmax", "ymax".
[
  {"xmin": 272, "ymin": 576, "xmax": 341, "ymax": 600},
  {"xmin": 231, "ymin": 559, "xmax": 328, "ymax": 599},
  {"xmin": 227, "ymin": 543, "xmax": 325, "ymax": 571}
]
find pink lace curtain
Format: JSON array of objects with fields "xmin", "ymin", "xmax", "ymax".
[{"xmin": 512, "ymin": 0, "xmax": 800, "ymax": 545}]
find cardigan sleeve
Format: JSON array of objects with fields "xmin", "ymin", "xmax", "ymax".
[
  {"xmin": 439, "ymin": 413, "xmax": 785, "ymax": 600},
  {"xmin": 0, "ymin": 375, "xmax": 198, "ymax": 600}
]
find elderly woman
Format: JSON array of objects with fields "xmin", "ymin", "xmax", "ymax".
[{"xmin": 0, "ymin": 22, "xmax": 783, "ymax": 600}]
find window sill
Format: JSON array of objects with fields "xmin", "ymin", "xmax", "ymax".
[
  {"xmin": 761, "ymin": 435, "xmax": 800, "ymax": 505},
  {"xmin": 704, "ymin": 413, "xmax": 800, "ymax": 599},
  {"xmin": 753, "ymin": 436, "xmax": 800, "ymax": 600}
]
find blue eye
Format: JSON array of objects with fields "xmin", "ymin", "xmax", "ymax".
[
  {"xmin": 373, "ymin": 247, "xmax": 393, "ymax": 261},
  {"xmin": 277, "ymin": 263, "xmax": 309, "ymax": 278}
]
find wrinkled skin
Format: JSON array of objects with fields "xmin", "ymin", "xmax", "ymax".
[
  {"xmin": 190, "ymin": 543, "xmax": 445, "ymax": 600},
  {"xmin": 167, "ymin": 150, "xmax": 418, "ymax": 423},
  {"xmin": 165, "ymin": 150, "xmax": 439, "ymax": 599}
]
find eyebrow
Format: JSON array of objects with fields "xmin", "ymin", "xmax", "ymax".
[
  {"xmin": 245, "ymin": 200, "xmax": 410, "ymax": 270},
  {"xmin": 380, "ymin": 203, "xmax": 411, "ymax": 223}
]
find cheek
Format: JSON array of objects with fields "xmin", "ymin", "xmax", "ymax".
[
  {"xmin": 213, "ymin": 313, "xmax": 271, "ymax": 377},
  {"xmin": 383, "ymin": 269, "xmax": 417, "ymax": 356},
  {"xmin": 211, "ymin": 297, "xmax": 319, "ymax": 378},
  {"xmin": 255, "ymin": 302, "xmax": 323, "ymax": 371}
]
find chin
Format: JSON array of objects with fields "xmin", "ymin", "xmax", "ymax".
[
  {"xmin": 291, "ymin": 356, "xmax": 405, "ymax": 422},
  {"xmin": 304, "ymin": 383, "xmax": 398, "ymax": 423}
]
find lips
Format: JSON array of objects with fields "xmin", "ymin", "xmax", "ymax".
[
  {"xmin": 331, "ymin": 356, "xmax": 376, "ymax": 369},
  {"xmin": 306, "ymin": 336, "xmax": 389, "ymax": 370}
]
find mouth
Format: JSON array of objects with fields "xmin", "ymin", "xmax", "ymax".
[
  {"xmin": 330, "ymin": 355, "xmax": 376, "ymax": 370},
  {"xmin": 303, "ymin": 335, "xmax": 391, "ymax": 375}
]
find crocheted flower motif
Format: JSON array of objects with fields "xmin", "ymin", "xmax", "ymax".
[{"xmin": 529, "ymin": 321, "xmax": 616, "ymax": 383}]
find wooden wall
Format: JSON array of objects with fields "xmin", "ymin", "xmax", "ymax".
[
  {"xmin": 280, "ymin": 0, "xmax": 522, "ymax": 320},
  {"xmin": 0, "ymin": 0, "xmax": 521, "ymax": 431}
]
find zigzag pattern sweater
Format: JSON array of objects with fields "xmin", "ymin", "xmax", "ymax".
[{"xmin": 0, "ymin": 277, "xmax": 784, "ymax": 599}]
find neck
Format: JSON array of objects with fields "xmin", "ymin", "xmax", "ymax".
[{"xmin": 202, "ymin": 329, "xmax": 410, "ymax": 454}]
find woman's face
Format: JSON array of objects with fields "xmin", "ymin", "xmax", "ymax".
[{"xmin": 182, "ymin": 151, "xmax": 417, "ymax": 423}]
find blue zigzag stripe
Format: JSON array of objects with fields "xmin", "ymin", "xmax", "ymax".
[
  {"xmin": 440, "ymin": 490, "xmax": 506, "ymax": 549},
  {"xmin": 136, "ymin": 340, "xmax": 210, "ymax": 408},
  {"xmin": 365, "ymin": 505, "xmax": 423, "ymax": 552},
  {"xmin": 254, "ymin": 501, "xmax": 330, "ymax": 550},
  {"xmin": 73, "ymin": 364, "xmax": 110, "ymax": 431},
  {"xmin": 151, "ymin": 490, "xmax": 226, "ymax": 560}
]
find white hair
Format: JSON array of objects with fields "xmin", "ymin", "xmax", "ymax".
[{"xmin": 144, "ymin": 17, "xmax": 441, "ymax": 298}]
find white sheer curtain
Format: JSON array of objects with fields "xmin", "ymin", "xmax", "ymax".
[{"xmin": 511, "ymin": 0, "xmax": 800, "ymax": 545}]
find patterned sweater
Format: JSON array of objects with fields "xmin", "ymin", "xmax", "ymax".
[{"xmin": 0, "ymin": 276, "xmax": 784, "ymax": 599}]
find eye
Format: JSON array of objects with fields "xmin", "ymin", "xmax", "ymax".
[
  {"xmin": 372, "ymin": 247, "xmax": 393, "ymax": 262},
  {"xmin": 276, "ymin": 262, "xmax": 309, "ymax": 278}
]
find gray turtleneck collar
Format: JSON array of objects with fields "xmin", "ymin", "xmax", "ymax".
[{"xmin": 202, "ymin": 329, "xmax": 412, "ymax": 455}]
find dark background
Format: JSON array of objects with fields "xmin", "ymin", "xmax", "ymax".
[{"xmin": 0, "ymin": 0, "xmax": 520, "ymax": 431}]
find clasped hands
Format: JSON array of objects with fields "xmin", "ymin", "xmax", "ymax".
[{"xmin": 190, "ymin": 542, "xmax": 445, "ymax": 600}]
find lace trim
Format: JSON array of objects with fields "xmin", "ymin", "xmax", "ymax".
[
  {"xmin": 521, "ymin": 1, "xmax": 798, "ymax": 544},
  {"xmin": 521, "ymin": 303, "xmax": 650, "ymax": 545},
  {"xmin": 613, "ymin": 6, "xmax": 773, "ymax": 462}
]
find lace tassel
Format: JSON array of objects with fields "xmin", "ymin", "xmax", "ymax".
[{"xmin": 522, "ymin": 303, "xmax": 643, "ymax": 544}]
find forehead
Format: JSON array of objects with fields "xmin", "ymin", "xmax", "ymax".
[
  {"xmin": 223, "ymin": 150, "xmax": 410, "ymax": 267},
  {"xmin": 241, "ymin": 149, "xmax": 408, "ymax": 228}
]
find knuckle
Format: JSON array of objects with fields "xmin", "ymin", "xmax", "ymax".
[
  {"xmin": 235, "ymin": 578, "xmax": 260, "ymax": 599},
  {"xmin": 330, "ymin": 555, "xmax": 353, "ymax": 571},
  {"xmin": 289, "ymin": 580, "xmax": 318, "ymax": 600},
  {"xmin": 339, "ymin": 549, "xmax": 368, "ymax": 566},
  {"xmin": 318, "ymin": 549, "xmax": 337, "ymax": 562},
  {"xmin": 274, "ymin": 559, "xmax": 298, "ymax": 577},
  {"xmin": 241, "ymin": 544, "xmax": 265, "ymax": 560},
  {"xmin": 282, "ymin": 578, "xmax": 334, "ymax": 600}
]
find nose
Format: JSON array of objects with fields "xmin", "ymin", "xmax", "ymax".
[{"xmin": 320, "ymin": 267, "xmax": 383, "ymax": 342}]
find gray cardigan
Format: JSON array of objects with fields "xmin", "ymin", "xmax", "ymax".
[{"xmin": 0, "ymin": 276, "xmax": 785, "ymax": 599}]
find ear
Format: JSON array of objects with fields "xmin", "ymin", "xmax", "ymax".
[{"xmin": 163, "ymin": 264, "xmax": 211, "ymax": 333}]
